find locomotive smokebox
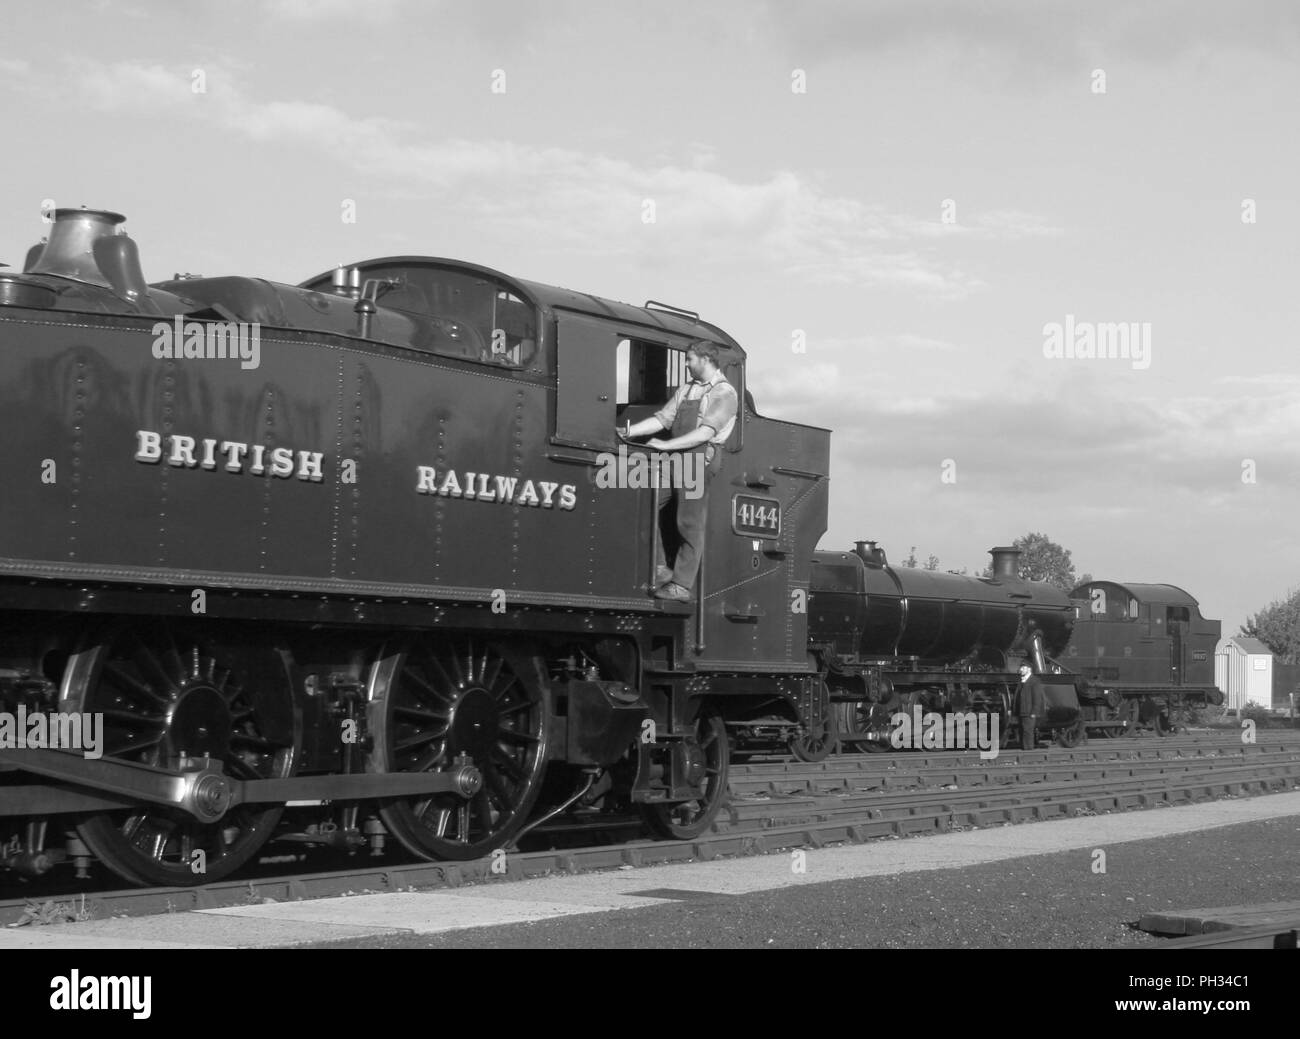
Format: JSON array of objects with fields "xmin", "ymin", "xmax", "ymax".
[
  {"xmin": 989, "ymin": 546, "xmax": 1022, "ymax": 579},
  {"xmin": 28, "ymin": 208, "xmax": 127, "ymax": 288}
]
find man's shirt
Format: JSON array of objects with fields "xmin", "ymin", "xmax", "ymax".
[{"xmin": 653, "ymin": 370, "xmax": 739, "ymax": 444}]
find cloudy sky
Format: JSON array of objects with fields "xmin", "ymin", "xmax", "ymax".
[{"xmin": 2, "ymin": 0, "xmax": 1297, "ymax": 633}]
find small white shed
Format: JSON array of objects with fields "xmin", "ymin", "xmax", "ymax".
[{"xmin": 1215, "ymin": 636, "xmax": 1273, "ymax": 710}]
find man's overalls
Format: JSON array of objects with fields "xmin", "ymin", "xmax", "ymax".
[{"xmin": 654, "ymin": 392, "xmax": 723, "ymax": 593}]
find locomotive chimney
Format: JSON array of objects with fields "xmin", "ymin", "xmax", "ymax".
[
  {"xmin": 25, "ymin": 208, "xmax": 158, "ymax": 312},
  {"xmin": 989, "ymin": 546, "xmax": 1021, "ymax": 579},
  {"xmin": 28, "ymin": 208, "xmax": 126, "ymax": 288},
  {"xmin": 854, "ymin": 540, "xmax": 887, "ymax": 566}
]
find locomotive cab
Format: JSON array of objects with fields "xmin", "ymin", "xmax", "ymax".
[{"xmin": 1065, "ymin": 581, "xmax": 1223, "ymax": 736}]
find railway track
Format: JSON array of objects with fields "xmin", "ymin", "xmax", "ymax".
[
  {"xmin": 728, "ymin": 734, "xmax": 1300, "ymax": 795},
  {"xmin": 3, "ymin": 732, "xmax": 1297, "ymax": 927}
]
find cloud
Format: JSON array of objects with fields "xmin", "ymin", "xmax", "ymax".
[
  {"xmin": 259, "ymin": 0, "xmax": 406, "ymax": 21},
  {"xmin": 751, "ymin": 344, "xmax": 1300, "ymax": 503},
  {"xmin": 935, "ymin": 209, "xmax": 1064, "ymax": 239},
  {"xmin": 757, "ymin": 0, "xmax": 1300, "ymax": 84},
  {"xmin": 62, "ymin": 59, "xmax": 1051, "ymax": 300},
  {"xmin": 76, "ymin": 62, "xmax": 193, "ymax": 112},
  {"xmin": 0, "ymin": 58, "xmax": 30, "ymax": 77}
]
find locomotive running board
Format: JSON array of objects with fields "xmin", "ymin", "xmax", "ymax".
[{"xmin": 0, "ymin": 748, "xmax": 482, "ymax": 820}]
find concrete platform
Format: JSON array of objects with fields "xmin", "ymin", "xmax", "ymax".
[{"xmin": 5, "ymin": 789, "xmax": 1300, "ymax": 949}]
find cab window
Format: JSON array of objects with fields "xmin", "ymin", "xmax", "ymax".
[
  {"xmin": 616, "ymin": 339, "xmax": 688, "ymax": 406},
  {"xmin": 367, "ymin": 265, "xmax": 539, "ymax": 370}
]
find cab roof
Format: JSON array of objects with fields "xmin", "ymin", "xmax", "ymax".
[
  {"xmin": 303, "ymin": 255, "xmax": 743, "ymax": 355},
  {"xmin": 1071, "ymin": 581, "xmax": 1200, "ymax": 609}
]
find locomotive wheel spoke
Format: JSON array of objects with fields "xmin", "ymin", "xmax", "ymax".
[
  {"xmin": 370, "ymin": 637, "xmax": 549, "ymax": 861},
  {"xmin": 492, "ymin": 676, "xmax": 520, "ymax": 701},
  {"xmin": 410, "ymin": 746, "xmax": 447, "ymax": 773},
  {"xmin": 482, "ymin": 656, "xmax": 505, "ymax": 694},
  {"xmin": 485, "ymin": 768, "xmax": 512, "ymax": 811},
  {"xmin": 396, "ymin": 730, "xmax": 446, "ymax": 752},
  {"xmin": 132, "ymin": 649, "xmax": 175, "ymax": 701},
  {"xmin": 395, "ymin": 705, "xmax": 447, "ymax": 724},
  {"xmin": 99, "ymin": 707, "xmax": 165, "ymax": 726},
  {"xmin": 224, "ymin": 757, "xmax": 262, "ymax": 781},
  {"xmin": 448, "ymin": 649, "xmax": 466, "ymax": 689},
  {"xmin": 103, "ymin": 662, "xmax": 169, "ymax": 709},
  {"xmin": 160, "ymin": 640, "xmax": 186, "ymax": 687},
  {"xmin": 404, "ymin": 667, "xmax": 450, "ymax": 708},
  {"xmin": 474, "ymin": 791, "xmax": 494, "ymax": 830},
  {"xmin": 107, "ymin": 733, "xmax": 165, "ymax": 757},
  {"xmin": 491, "ymin": 749, "xmax": 526, "ymax": 781}
]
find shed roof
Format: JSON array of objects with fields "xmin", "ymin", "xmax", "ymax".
[{"xmin": 1229, "ymin": 637, "xmax": 1273, "ymax": 655}]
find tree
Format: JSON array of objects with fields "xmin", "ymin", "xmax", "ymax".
[
  {"xmin": 900, "ymin": 547, "xmax": 943, "ymax": 571},
  {"xmin": 1242, "ymin": 588, "xmax": 1300, "ymax": 665},
  {"xmin": 982, "ymin": 532, "xmax": 1081, "ymax": 593}
]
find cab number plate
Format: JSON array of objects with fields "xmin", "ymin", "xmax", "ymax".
[{"xmin": 732, "ymin": 494, "xmax": 781, "ymax": 540}]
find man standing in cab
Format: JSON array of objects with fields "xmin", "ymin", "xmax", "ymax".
[{"xmin": 620, "ymin": 340, "xmax": 738, "ymax": 602}]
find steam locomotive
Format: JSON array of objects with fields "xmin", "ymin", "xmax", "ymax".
[
  {"xmin": 1065, "ymin": 580, "xmax": 1223, "ymax": 736},
  {"xmin": 0, "ymin": 207, "xmax": 1077, "ymax": 887}
]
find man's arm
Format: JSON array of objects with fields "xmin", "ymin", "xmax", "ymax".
[
  {"xmin": 646, "ymin": 425, "xmax": 713, "ymax": 451},
  {"xmin": 624, "ymin": 415, "xmax": 667, "ymax": 438},
  {"xmin": 622, "ymin": 383, "xmax": 687, "ymax": 439}
]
